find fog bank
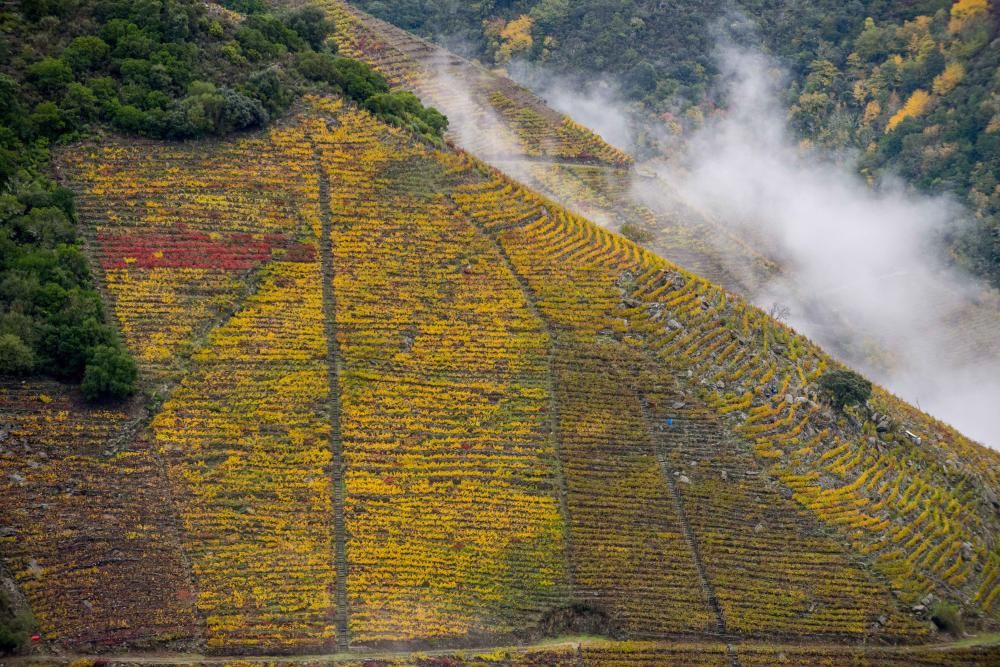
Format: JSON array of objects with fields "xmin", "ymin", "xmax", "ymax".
[{"xmin": 651, "ymin": 47, "xmax": 1000, "ymax": 448}]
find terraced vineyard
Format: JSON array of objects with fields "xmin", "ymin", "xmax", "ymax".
[
  {"xmin": 0, "ymin": 92, "xmax": 996, "ymax": 667},
  {"xmin": 277, "ymin": 0, "xmax": 1000, "ymax": 410},
  {"xmin": 268, "ymin": 0, "xmax": 775, "ymax": 299}
]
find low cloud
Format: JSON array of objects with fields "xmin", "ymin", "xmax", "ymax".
[{"xmin": 651, "ymin": 46, "xmax": 1000, "ymax": 448}]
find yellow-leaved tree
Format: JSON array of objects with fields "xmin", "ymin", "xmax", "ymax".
[
  {"xmin": 498, "ymin": 15, "xmax": 534, "ymax": 63},
  {"xmin": 933, "ymin": 62, "xmax": 966, "ymax": 95},
  {"xmin": 949, "ymin": 0, "xmax": 990, "ymax": 33},
  {"xmin": 886, "ymin": 89, "xmax": 932, "ymax": 132}
]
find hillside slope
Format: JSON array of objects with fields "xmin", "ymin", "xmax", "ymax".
[
  {"xmin": 292, "ymin": 0, "xmax": 1000, "ymax": 449},
  {"xmin": 1, "ymin": 93, "xmax": 999, "ymax": 666},
  {"xmin": 281, "ymin": 0, "xmax": 771, "ymax": 292}
]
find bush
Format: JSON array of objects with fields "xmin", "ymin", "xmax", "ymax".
[
  {"xmin": 620, "ymin": 222, "xmax": 652, "ymax": 244},
  {"xmin": 81, "ymin": 344, "xmax": 137, "ymax": 401},
  {"xmin": 930, "ymin": 600, "xmax": 964, "ymax": 637},
  {"xmin": 0, "ymin": 623, "xmax": 25, "ymax": 655},
  {"xmin": 817, "ymin": 368, "xmax": 872, "ymax": 411},
  {"xmin": 0, "ymin": 591, "xmax": 32, "ymax": 656},
  {"xmin": 284, "ymin": 7, "xmax": 334, "ymax": 51},
  {"xmin": 0, "ymin": 333, "xmax": 36, "ymax": 375}
]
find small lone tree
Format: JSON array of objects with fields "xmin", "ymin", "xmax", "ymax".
[
  {"xmin": 817, "ymin": 369, "xmax": 872, "ymax": 411},
  {"xmin": 81, "ymin": 344, "xmax": 137, "ymax": 401},
  {"xmin": 930, "ymin": 600, "xmax": 964, "ymax": 637}
]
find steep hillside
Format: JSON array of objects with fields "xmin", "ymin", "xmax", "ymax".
[
  {"xmin": 1, "ymin": 92, "xmax": 999, "ymax": 666},
  {"xmin": 279, "ymin": 0, "xmax": 770, "ymax": 293},
  {"xmin": 294, "ymin": 0, "xmax": 1000, "ymax": 449}
]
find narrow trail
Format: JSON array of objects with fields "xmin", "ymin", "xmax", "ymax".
[
  {"xmin": 640, "ymin": 400, "xmax": 741, "ymax": 667},
  {"xmin": 12, "ymin": 634, "xmax": 1000, "ymax": 666},
  {"xmin": 449, "ymin": 195, "xmax": 578, "ymax": 596},
  {"xmin": 314, "ymin": 150, "xmax": 350, "ymax": 650}
]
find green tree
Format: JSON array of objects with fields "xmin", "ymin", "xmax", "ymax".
[
  {"xmin": 0, "ymin": 333, "xmax": 35, "ymax": 375},
  {"xmin": 284, "ymin": 7, "xmax": 334, "ymax": 51},
  {"xmin": 61, "ymin": 35, "xmax": 111, "ymax": 72},
  {"xmin": 27, "ymin": 57, "xmax": 74, "ymax": 94},
  {"xmin": 817, "ymin": 369, "xmax": 872, "ymax": 411},
  {"xmin": 81, "ymin": 344, "xmax": 138, "ymax": 400}
]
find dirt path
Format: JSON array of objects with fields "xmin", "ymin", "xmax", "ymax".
[{"xmin": 9, "ymin": 634, "xmax": 1000, "ymax": 665}]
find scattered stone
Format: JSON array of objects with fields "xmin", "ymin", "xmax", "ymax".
[
  {"xmin": 678, "ymin": 475, "xmax": 691, "ymax": 485},
  {"xmin": 667, "ymin": 319, "xmax": 683, "ymax": 330},
  {"xmin": 614, "ymin": 270, "xmax": 635, "ymax": 288},
  {"xmin": 754, "ymin": 522, "xmax": 765, "ymax": 534},
  {"xmin": 672, "ymin": 401, "xmax": 686, "ymax": 410},
  {"xmin": 622, "ymin": 297, "xmax": 642, "ymax": 308},
  {"xmin": 720, "ymin": 470, "xmax": 728, "ymax": 481},
  {"xmin": 961, "ymin": 542, "xmax": 974, "ymax": 561},
  {"xmin": 877, "ymin": 615, "xmax": 888, "ymax": 626},
  {"xmin": 0, "ymin": 527, "xmax": 15, "ymax": 538},
  {"xmin": 876, "ymin": 417, "xmax": 892, "ymax": 433}
]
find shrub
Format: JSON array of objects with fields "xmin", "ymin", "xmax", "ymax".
[
  {"xmin": 620, "ymin": 222, "xmax": 652, "ymax": 244},
  {"xmin": 0, "ymin": 333, "xmax": 36, "ymax": 375},
  {"xmin": 81, "ymin": 344, "xmax": 138, "ymax": 401},
  {"xmin": 283, "ymin": 7, "xmax": 334, "ymax": 51},
  {"xmin": 817, "ymin": 368, "xmax": 872, "ymax": 411},
  {"xmin": 930, "ymin": 600, "xmax": 964, "ymax": 637}
]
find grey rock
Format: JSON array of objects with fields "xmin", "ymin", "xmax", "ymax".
[
  {"xmin": 876, "ymin": 418, "xmax": 892, "ymax": 433},
  {"xmin": 667, "ymin": 319, "xmax": 683, "ymax": 330},
  {"xmin": 678, "ymin": 475, "xmax": 691, "ymax": 485},
  {"xmin": 961, "ymin": 542, "xmax": 974, "ymax": 561}
]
